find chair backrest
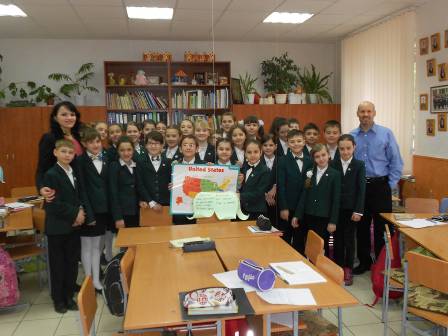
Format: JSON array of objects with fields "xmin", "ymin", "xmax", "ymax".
[
  {"xmin": 10, "ymin": 186, "xmax": 38, "ymax": 198},
  {"xmin": 32, "ymin": 208, "xmax": 46, "ymax": 233},
  {"xmin": 440, "ymin": 198, "xmax": 448, "ymax": 213},
  {"xmin": 139, "ymin": 206, "xmax": 172, "ymax": 226},
  {"xmin": 77, "ymin": 276, "xmax": 97, "ymax": 336},
  {"xmin": 305, "ymin": 230, "xmax": 324, "ymax": 265},
  {"xmin": 404, "ymin": 197, "xmax": 439, "ymax": 213},
  {"xmin": 384, "ymin": 224, "xmax": 394, "ymax": 260},
  {"xmin": 315, "ymin": 254, "xmax": 344, "ymax": 285},
  {"xmin": 120, "ymin": 247, "xmax": 136, "ymax": 295},
  {"xmin": 406, "ymin": 251, "xmax": 448, "ymax": 294}
]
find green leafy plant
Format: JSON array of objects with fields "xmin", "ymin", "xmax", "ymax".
[
  {"xmin": 29, "ymin": 85, "xmax": 57, "ymax": 104},
  {"xmin": 297, "ymin": 64, "xmax": 333, "ymax": 103},
  {"xmin": 238, "ymin": 72, "xmax": 258, "ymax": 98},
  {"xmin": 48, "ymin": 62, "xmax": 99, "ymax": 97},
  {"xmin": 260, "ymin": 52, "xmax": 298, "ymax": 94},
  {"xmin": 8, "ymin": 81, "xmax": 36, "ymax": 99}
]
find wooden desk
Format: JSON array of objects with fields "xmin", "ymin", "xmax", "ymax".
[
  {"xmin": 115, "ymin": 221, "xmax": 281, "ymax": 247},
  {"xmin": 124, "ymin": 243, "xmax": 234, "ymax": 334},
  {"xmin": 0, "ymin": 207, "xmax": 33, "ymax": 232},
  {"xmin": 380, "ymin": 213, "xmax": 435, "ymax": 228}
]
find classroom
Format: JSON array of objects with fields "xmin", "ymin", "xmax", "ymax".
[{"xmin": 0, "ymin": 0, "xmax": 447, "ymax": 335}]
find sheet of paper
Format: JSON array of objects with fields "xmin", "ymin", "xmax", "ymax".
[
  {"xmin": 188, "ymin": 191, "xmax": 249, "ymax": 220},
  {"xmin": 397, "ymin": 218, "xmax": 447, "ymax": 228},
  {"xmin": 214, "ymin": 192, "xmax": 239, "ymax": 220},
  {"xmin": 270, "ymin": 261, "xmax": 327, "ymax": 285},
  {"xmin": 190, "ymin": 192, "xmax": 216, "ymax": 219},
  {"xmin": 257, "ymin": 288, "xmax": 316, "ymax": 306},
  {"xmin": 5, "ymin": 202, "xmax": 33, "ymax": 209},
  {"xmin": 271, "ymin": 312, "xmax": 294, "ymax": 328},
  {"xmin": 213, "ymin": 270, "xmax": 256, "ymax": 293},
  {"xmin": 248, "ymin": 226, "xmax": 280, "ymax": 234}
]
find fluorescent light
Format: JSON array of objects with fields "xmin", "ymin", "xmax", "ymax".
[
  {"xmin": 0, "ymin": 4, "xmax": 27, "ymax": 17},
  {"xmin": 126, "ymin": 6, "xmax": 173, "ymax": 20},
  {"xmin": 263, "ymin": 12, "xmax": 313, "ymax": 24}
]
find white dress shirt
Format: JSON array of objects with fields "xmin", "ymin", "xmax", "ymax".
[
  {"xmin": 245, "ymin": 160, "xmax": 260, "ymax": 182},
  {"xmin": 279, "ymin": 139, "xmax": 288, "ymax": 155},
  {"xmin": 316, "ymin": 165, "xmax": 328, "ymax": 185},
  {"xmin": 341, "ymin": 157, "xmax": 353, "ymax": 175},
  {"xmin": 292, "ymin": 153, "xmax": 304, "ymax": 171},
  {"xmin": 234, "ymin": 147, "xmax": 245, "ymax": 163},
  {"xmin": 182, "ymin": 158, "xmax": 195, "ymax": 164},
  {"xmin": 198, "ymin": 144, "xmax": 208, "ymax": 161},
  {"xmin": 119, "ymin": 158, "xmax": 136, "ymax": 174},
  {"xmin": 264, "ymin": 155, "xmax": 275, "ymax": 170},
  {"xmin": 134, "ymin": 143, "xmax": 142, "ymax": 155},
  {"xmin": 165, "ymin": 146, "xmax": 178, "ymax": 159},
  {"xmin": 328, "ymin": 145, "xmax": 337, "ymax": 160},
  {"xmin": 306, "ymin": 144, "xmax": 313, "ymax": 154},
  {"xmin": 149, "ymin": 154, "xmax": 161, "ymax": 172},
  {"xmin": 88, "ymin": 152, "xmax": 103, "ymax": 174},
  {"xmin": 218, "ymin": 160, "xmax": 231, "ymax": 165},
  {"xmin": 57, "ymin": 162, "xmax": 75, "ymax": 187}
]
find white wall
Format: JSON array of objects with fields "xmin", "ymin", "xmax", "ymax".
[
  {"xmin": 415, "ymin": 0, "xmax": 448, "ymax": 159},
  {"xmin": 0, "ymin": 38, "xmax": 339, "ymax": 106}
]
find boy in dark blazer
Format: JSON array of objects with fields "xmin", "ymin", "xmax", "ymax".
[
  {"xmin": 293, "ymin": 144, "xmax": 341, "ymax": 255},
  {"xmin": 43, "ymin": 139, "xmax": 89, "ymax": 314},
  {"xmin": 331, "ymin": 134, "xmax": 366, "ymax": 285},
  {"xmin": 324, "ymin": 120, "xmax": 342, "ymax": 162},
  {"xmin": 277, "ymin": 130, "xmax": 313, "ymax": 248},
  {"xmin": 302, "ymin": 123, "xmax": 320, "ymax": 158}
]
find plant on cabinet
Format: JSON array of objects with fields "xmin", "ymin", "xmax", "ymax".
[
  {"xmin": 239, "ymin": 72, "xmax": 258, "ymax": 104},
  {"xmin": 297, "ymin": 64, "xmax": 333, "ymax": 104}
]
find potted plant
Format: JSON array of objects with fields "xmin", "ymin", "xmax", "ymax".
[
  {"xmin": 238, "ymin": 72, "xmax": 257, "ymax": 104},
  {"xmin": 297, "ymin": 64, "xmax": 333, "ymax": 104},
  {"xmin": 5, "ymin": 81, "xmax": 37, "ymax": 107},
  {"xmin": 261, "ymin": 52, "xmax": 298, "ymax": 104},
  {"xmin": 29, "ymin": 85, "xmax": 57, "ymax": 105},
  {"xmin": 48, "ymin": 62, "xmax": 99, "ymax": 106}
]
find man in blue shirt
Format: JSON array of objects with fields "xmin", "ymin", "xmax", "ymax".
[{"xmin": 351, "ymin": 101, "xmax": 403, "ymax": 275}]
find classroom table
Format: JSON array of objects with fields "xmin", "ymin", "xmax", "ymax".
[
  {"xmin": 215, "ymin": 236, "xmax": 359, "ymax": 336},
  {"xmin": 124, "ymin": 243, "xmax": 241, "ymax": 335},
  {"xmin": 380, "ymin": 213, "xmax": 448, "ymax": 261},
  {"xmin": 115, "ymin": 221, "xmax": 282, "ymax": 247},
  {"xmin": 0, "ymin": 207, "xmax": 33, "ymax": 232}
]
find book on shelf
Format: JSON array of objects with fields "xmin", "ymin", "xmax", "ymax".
[
  {"xmin": 172, "ymin": 111, "xmax": 223, "ymax": 131},
  {"xmin": 107, "ymin": 111, "xmax": 168, "ymax": 125},
  {"xmin": 171, "ymin": 88, "xmax": 229, "ymax": 109},
  {"xmin": 106, "ymin": 90, "xmax": 168, "ymax": 110}
]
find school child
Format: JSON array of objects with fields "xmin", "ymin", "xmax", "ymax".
[
  {"xmin": 156, "ymin": 121, "xmax": 167, "ymax": 136},
  {"xmin": 163, "ymin": 125, "xmax": 182, "ymax": 161},
  {"xmin": 324, "ymin": 120, "xmax": 341, "ymax": 161},
  {"xmin": 137, "ymin": 131, "xmax": 172, "ymax": 210},
  {"xmin": 172, "ymin": 135, "xmax": 204, "ymax": 225},
  {"xmin": 142, "ymin": 120, "xmax": 156, "ymax": 138},
  {"xmin": 94, "ymin": 121, "xmax": 109, "ymax": 149},
  {"xmin": 303, "ymin": 123, "xmax": 320, "ymax": 157},
  {"xmin": 277, "ymin": 130, "xmax": 312, "ymax": 248},
  {"xmin": 125, "ymin": 121, "xmax": 146, "ymax": 161},
  {"xmin": 77, "ymin": 128, "xmax": 109, "ymax": 292},
  {"xmin": 261, "ymin": 134, "xmax": 278, "ymax": 227},
  {"xmin": 230, "ymin": 125, "xmax": 247, "ymax": 167},
  {"xmin": 292, "ymin": 144, "xmax": 341, "ymax": 255},
  {"xmin": 194, "ymin": 119, "xmax": 216, "ymax": 163},
  {"xmin": 219, "ymin": 112, "xmax": 236, "ymax": 138},
  {"xmin": 288, "ymin": 118, "xmax": 300, "ymax": 130},
  {"xmin": 108, "ymin": 136, "xmax": 150, "ymax": 228},
  {"xmin": 331, "ymin": 134, "xmax": 366, "ymax": 285},
  {"xmin": 238, "ymin": 139, "xmax": 271, "ymax": 220},
  {"xmin": 179, "ymin": 119, "xmax": 194, "ymax": 136},
  {"xmin": 43, "ymin": 139, "xmax": 87, "ymax": 313},
  {"xmin": 106, "ymin": 123, "xmax": 122, "ymax": 162},
  {"xmin": 215, "ymin": 138, "xmax": 236, "ymax": 165},
  {"xmin": 243, "ymin": 115, "xmax": 263, "ymax": 140},
  {"xmin": 275, "ymin": 118, "xmax": 290, "ymax": 157}
]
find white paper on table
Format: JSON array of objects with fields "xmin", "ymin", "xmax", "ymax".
[
  {"xmin": 213, "ymin": 270, "xmax": 256, "ymax": 293},
  {"xmin": 397, "ymin": 219, "xmax": 447, "ymax": 228},
  {"xmin": 247, "ymin": 226, "xmax": 280, "ymax": 234},
  {"xmin": 257, "ymin": 288, "xmax": 316, "ymax": 306},
  {"xmin": 5, "ymin": 202, "xmax": 33, "ymax": 209},
  {"xmin": 269, "ymin": 261, "xmax": 327, "ymax": 285}
]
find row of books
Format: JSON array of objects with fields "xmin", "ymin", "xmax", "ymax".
[
  {"xmin": 172, "ymin": 111, "xmax": 223, "ymax": 131},
  {"xmin": 106, "ymin": 91, "xmax": 168, "ymax": 110},
  {"xmin": 107, "ymin": 111, "xmax": 168, "ymax": 125},
  {"xmin": 171, "ymin": 88, "xmax": 229, "ymax": 109}
]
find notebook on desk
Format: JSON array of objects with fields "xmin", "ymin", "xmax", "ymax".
[{"xmin": 269, "ymin": 261, "xmax": 327, "ymax": 285}]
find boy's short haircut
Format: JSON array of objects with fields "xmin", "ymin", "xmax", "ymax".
[
  {"xmin": 116, "ymin": 135, "xmax": 133, "ymax": 149},
  {"xmin": 166, "ymin": 125, "xmax": 180, "ymax": 134},
  {"xmin": 81, "ymin": 127, "xmax": 101, "ymax": 143},
  {"xmin": 126, "ymin": 121, "xmax": 141, "ymax": 131},
  {"xmin": 145, "ymin": 131, "xmax": 164, "ymax": 144},
  {"xmin": 303, "ymin": 122, "xmax": 320, "ymax": 133},
  {"xmin": 287, "ymin": 129, "xmax": 304, "ymax": 140},
  {"xmin": 180, "ymin": 134, "xmax": 199, "ymax": 147},
  {"xmin": 55, "ymin": 139, "xmax": 74, "ymax": 150},
  {"xmin": 324, "ymin": 120, "xmax": 341, "ymax": 132},
  {"xmin": 245, "ymin": 138, "xmax": 262, "ymax": 150},
  {"xmin": 261, "ymin": 133, "xmax": 275, "ymax": 144},
  {"xmin": 243, "ymin": 115, "xmax": 259, "ymax": 125},
  {"xmin": 143, "ymin": 120, "xmax": 156, "ymax": 127},
  {"xmin": 288, "ymin": 118, "xmax": 299, "ymax": 125}
]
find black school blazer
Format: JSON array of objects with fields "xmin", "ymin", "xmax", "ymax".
[
  {"xmin": 330, "ymin": 158, "xmax": 366, "ymax": 214},
  {"xmin": 240, "ymin": 163, "xmax": 271, "ymax": 214},
  {"xmin": 260, "ymin": 155, "xmax": 277, "ymax": 190},
  {"xmin": 196, "ymin": 143, "xmax": 216, "ymax": 163},
  {"xmin": 137, "ymin": 154, "xmax": 172, "ymax": 206},
  {"xmin": 162, "ymin": 147, "xmax": 181, "ymax": 162}
]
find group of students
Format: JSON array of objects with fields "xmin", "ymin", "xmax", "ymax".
[{"xmin": 39, "ymin": 104, "xmax": 367, "ymax": 314}]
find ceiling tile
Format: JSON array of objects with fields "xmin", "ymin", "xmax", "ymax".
[
  {"xmin": 218, "ymin": 10, "xmax": 267, "ymax": 24},
  {"xmin": 176, "ymin": 0, "xmax": 231, "ymax": 10},
  {"xmin": 173, "ymin": 9, "xmax": 217, "ymax": 22},
  {"xmin": 227, "ymin": 0, "xmax": 283, "ymax": 12},
  {"xmin": 73, "ymin": 5, "xmax": 126, "ymax": 19},
  {"xmin": 346, "ymin": 14, "xmax": 382, "ymax": 25},
  {"xmin": 170, "ymin": 21, "xmax": 212, "ymax": 39},
  {"xmin": 0, "ymin": 18, "xmax": 47, "ymax": 38},
  {"xmin": 308, "ymin": 14, "xmax": 352, "ymax": 25},
  {"xmin": 276, "ymin": 0, "xmax": 336, "ymax": 13},
  {"xmin": 123, "ymin": 0, "xmax": 176, "ymax": 7},
  {"xmin": 128, "ymin": 20, "xmax": 171, "ymax": 34},
  {"xmin": 12, "ymin": 0, "xmax": 70, "ymax": 5},
  {"xmin": 68, "ymin": 0, "xmax": 123, "ymax": 5},
  {"xmin": 363, "ymin": 2, "xmax": 411, "ymax": 16},
  {"xmin": 322, "ymin": 0, "xmax": 384, "ymax": 15}
]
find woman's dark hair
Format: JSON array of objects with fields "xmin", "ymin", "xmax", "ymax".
[
  {"xmin": 261, "ymin": 133, "xmax": 275, "ymax": 145},
  {"xmin": 269, "ymin": 117, "xmax": 287, "ymax": 137},
  {"xmin": 245, "ymin": 139, "xmax": 262, "ymax": 151},
  {"xmin": 142, "ymin": 120, "xmax": 156, "ymax": 128},
  {"xmin": 50, "ymin": 101, "xmax": 82, "ymax": 141},
  {"xmin": 116, "ymin": 135, "xmax": 134, "ymax": 150},
  {"xmin": 216, "ymin": 137, "xmax": 233, "ymax": 149},
  {"xmin": 338, "ymin": 134, "xmax": 356, "ymax": 146}
]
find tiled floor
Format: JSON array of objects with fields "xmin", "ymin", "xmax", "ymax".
[{"xmin": 0, "ymin": 266, "xmax": 437, "ymax": 336}]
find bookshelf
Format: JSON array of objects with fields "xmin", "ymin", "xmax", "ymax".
[{"xmin": 104, "ymin": 61, "xmax": 231, "ymax": 126}]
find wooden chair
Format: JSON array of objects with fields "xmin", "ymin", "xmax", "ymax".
[
  {"xmin": 120, "ymin": 247, "xmax": 136, "ymax": 312},
  {"xmin": 404, "ymin": 197, "xmax": 439, "ymax": 213},
  {"xmin": 402, "ymin": 252, "xmax": 448, "ymax": 335},
  {"xmin": 440, "ymin": 197, "xmax": 448, "ymax": 213},
  {"xmin": 10, "ymin": 186, "xmax": 38, "ymax": 198},
  {"xmin": 304, "ymin": 230, "xmax": 324, "ymax": 265},
  {"xmin": 139, "ymin": 206, "xmax": 172, "ymax": 226}
]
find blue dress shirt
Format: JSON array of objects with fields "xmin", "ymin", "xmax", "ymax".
[{"xmin": 351, "ymin": 123, "xmax": 403, "ymax": 188}]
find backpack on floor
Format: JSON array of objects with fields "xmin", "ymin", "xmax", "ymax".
[
  {"xmin": 102, "ymin": 251, "xmax": 125, "ymax": 316},
  {"xmin": 0, "ymin": 247, "xmax": 20, "ymax": 307},
  {"xmin": 370, "ymin": 231, "xmax": 402, "ymax": 306}
]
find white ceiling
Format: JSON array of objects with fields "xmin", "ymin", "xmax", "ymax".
[{"xmin": 0, "ymin": 0, "xmax": 429, "ymax": 42}]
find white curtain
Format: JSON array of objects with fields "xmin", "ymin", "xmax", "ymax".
[{"xmin": 341, "ymin": 11, "xmax": 416, "ymax": 173}]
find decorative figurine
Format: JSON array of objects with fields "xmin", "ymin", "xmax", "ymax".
[
  {"xmin": 107, "ymin": 72, "xmax": 116, "ymax": 86},
  {"xmin": 134, "ymin": 70, "xmax": 148, "ymax": 85}
]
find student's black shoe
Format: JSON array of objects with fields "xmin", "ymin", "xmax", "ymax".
[
  {"xmin": 353, "ymin": 264, "xmax": 369, "ymax": 275},
  {"xmin": 66, "ymin": 299, "xmax": 78, "ymax": 311},
  {"xmin": 95, "ymin": 288, "xmax": 103, "ymax": 295},
  {"xmin": 100, "ymin": 253, "xmax": 108, "ymax": 266},
  {"xmin": 54, "ymin": 302, "xmax": 67, "ymax": 314},
  {"xmin": 73, "ymin": 283, "xmax": 81, "ymax": 292}
]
